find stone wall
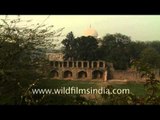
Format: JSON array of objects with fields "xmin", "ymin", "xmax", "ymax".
[
  {"xmin": 111, "ymin": 69, "xmax": 160, "ymax": 81},
  {"xmin": 50, "ymin": 61, "xmax": 107, "ymax": 81},
  {"xmin": 112, "ymin": 70, "xmax": 141, "ymax": 81},
  {"xmin": 48, "ymin": 59, "xmax": 160, "ymax": 82}
]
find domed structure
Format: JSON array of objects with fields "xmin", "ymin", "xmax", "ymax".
[{"xmin": 83, "ymin": 25, "xmax": 98, "ymax": 38}]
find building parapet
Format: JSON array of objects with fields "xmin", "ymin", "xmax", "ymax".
[{"xmin": 50, "ymin": 60, "xmax": 107, "ymax": 69}]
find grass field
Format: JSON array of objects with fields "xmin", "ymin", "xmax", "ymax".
[
  {"xmin": 0, "ymin": 79, "xmax": 147, "ymax": 105},
  {"xmin": 112, "ymin": 83, "xmax": 145, "ymax": 96},
  {"xmin": 37, "ymin": 79, "xmax": 146, "ymax": 96},
  {"xmin": 37, "ymin": 79, "xmax": 98, "ymax": 89},
  {"xmin": 35, "ymin": 79, "xmax": 147, "ymax": 105}
]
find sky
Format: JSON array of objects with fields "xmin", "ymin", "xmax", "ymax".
[{"xmin": 1, "ymin": 15, "xmax": 160, "ymax": 41}]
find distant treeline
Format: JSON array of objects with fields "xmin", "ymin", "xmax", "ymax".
[{"xmin": 62, "ymin": 32, "xmax": 160, "ymax": 70}]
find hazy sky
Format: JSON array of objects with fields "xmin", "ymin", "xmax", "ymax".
[{"xmin": 1, "ymin": 15, "xmax": 160, "ymax": 41}]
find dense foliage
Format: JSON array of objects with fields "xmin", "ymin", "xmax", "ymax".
[
  {"xmin": 62, "ymin": 32, "xmax": 99, "ymax": 61},
  {"xmin": 62, "ymin": 32, "xmax": 160, "ymax": 70},
  {"xmin": 0, "ymin": 16, "xmax": 63, "ymax": 104}
]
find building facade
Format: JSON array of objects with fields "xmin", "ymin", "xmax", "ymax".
[{"xmin": 50, "ymin": 60, "xmax": 107, "ymax": 81}]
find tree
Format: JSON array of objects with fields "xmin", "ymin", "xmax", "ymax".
[
  {"xmin": 62, "ymin": 34, "xmax": 99, "ymax": 61},
  {"xmin": 75, "ymin": 36, "xmax": 99, "ymax": 61},
  {"xmin": 139, "ymin": 47, "xmax": 160, "ymax": 69},
  {"xmin": 0, "ymin": 16, "xmax": 63, "ymax": 104},
  {"xmin": 147, "ymin": 41, "xmax": 160, "ymax": 54},
  {"xmin": 129, "ymin": 41, "xmax": 147, "ymax": 61},
  {"xmin": 61, "ymin": 32, "xmax": 75, "ymax": 60},
  {"xmin": 100, "ymin": 33, "xmax": 131, "ymax": 70}
]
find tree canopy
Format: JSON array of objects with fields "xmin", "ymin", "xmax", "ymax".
[
  {"xmin": 62, "ymin": 32, "xmax": 160, "ymax": 70},
  {"xmin": 100, "ymin": 33, "xmax": 131, "ymax": 70},
  {"xmin": 62, "ymin": 32, "xmax": 99, "ymax": 61},
  {"xmin": 139, "ymin": 47, "xmax": 160, "ymax": 69},
  {"xmin": 0, "ymin": 16, "xmax": 63, "ymax": 104}
]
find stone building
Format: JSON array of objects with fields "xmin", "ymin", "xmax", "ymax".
[
  {"xmin": 50, "ymin": 61, "xmax": 107, "ymax": 81},
  {"xmin": 47, "ymin": 26, "xmax": 160, "ymax": 82},
  {"xmin": 47, "ymin": 26, "xmax": 109, "ymax": 81},
  {"xmin": 83, "ymin": 25, "xmax": 98, "ymax": 38}
]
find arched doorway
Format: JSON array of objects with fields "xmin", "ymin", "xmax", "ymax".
[
  {"xmin": 63, "ymin": 71, "xmax": 72, "ymax": 78},
  {"xmin": 51, "ymin": 70, "xmax": 59, "ymax": 78},
  {"xmin": 78, "ymin": 71, "xmax": 87, "ymax": 79},
  {"xmin": 92, "ymin": 70, "xmax": 103, "ymax": 79}
]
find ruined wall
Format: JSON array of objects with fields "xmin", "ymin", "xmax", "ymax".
[
  {"xmin": 111, "ymin": 69, "xmax": 160, "ymax": 81},
  {"xmin": 50, "ymin": 61, "xmax": 107, "ymax": 81},
  {"xmin": 112, "ymin": 70, "xmax": 141, "ymax": 81}
]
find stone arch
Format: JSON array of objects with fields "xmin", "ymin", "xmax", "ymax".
[
  {"xmin": 92, "ymin": 70, "xmax": 103, "ymax": 79},
  {"xmin": 78, "ymin": 71, "xmax": 87, "ymax": 79},
  {"xmin": 93, "ymin": 62, "xmax": 97, "ymax": 68},
  {"xmin": 63, "ymin": 70, "xmax": 72, "ymax": 78},
  {"xmin": 99, "ymin": 62, "xmax": 103, "ymax": 67},
  {"xmin": 50, "ymin": 70, "xmax": 59, "ymax": 78}
]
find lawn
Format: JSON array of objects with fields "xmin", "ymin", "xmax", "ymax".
[
  {"xmin": 36, "ymin": 79, "xmax": 146, "ymax": 96},
  {"xmin": 37, "ymin": 79, "xmax": 98, "ymax": 89},
  {"xmin": 34, "ymin": 79, "xmax": 147, "ymax": 105},
  {"xmin": 112, "ymin": 83, "xmax": 145, "ymax": 96},
  {"xmin": 0, "ymin": 79, "xmax": 147, "ymax": 105}
]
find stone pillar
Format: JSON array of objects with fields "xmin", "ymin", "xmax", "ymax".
[
  {"xmin": 103, "ymin": 70, "xmax": 107, "ymax": 82},
  {"xmin": 62, "ymin": 62, "xmax": 64, "ymax": 68},
  {"xmin": 97, "ymin": 61, "xmax": 100, "ymax": 68},
  {"xmin": 76, "ymin": 61, "xmax": 79, "ymax": 68},
  {"xmin": 93, "ymin": 61, "xmax": 97, "ymax": 68},
  {"xmin": 72, "ymin": 61, "xmax": 74, "ymax": 68},
  {"xmin": 82, "ymin": 61, "xmax": 84, "ymax": 68},
  {"xmin": 59, "ymin": 69, "xmax": 63, "ymax": 79},
  {"xmin": 88, "ymin": 70, "xmax": 92, "ymax": 80},
  {"xmin": 63, "ymin": 62, "xmax": 65, "ymax": 68},
  {"xmin": 91, "ymin": 61, "xmax": 94, "ymax": 68},
  {"xmin": 86, "ymin": 61, "xmax": 88, "ymax": 68},
  {"xmin": 103, "ymin": 61, "xmax": 105, "ymax": 68}
]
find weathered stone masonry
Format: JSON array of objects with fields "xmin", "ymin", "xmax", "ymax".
[{"xmin": 50, "ymin": 61, "xmax": 107, "ymax": 81}]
